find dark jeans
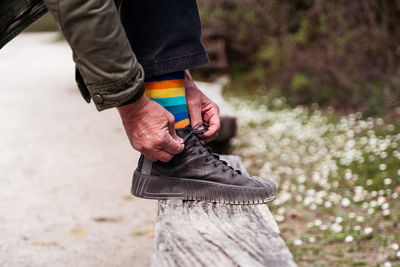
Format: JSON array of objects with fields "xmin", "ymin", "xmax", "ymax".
[{"xmin": 116, "ymin": 0, "xmax": 209, "ymax": 78}]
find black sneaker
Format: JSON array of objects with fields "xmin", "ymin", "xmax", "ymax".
[{"xmin": 131, "ymin": 123, "xmax": 277, "ymax": 204}]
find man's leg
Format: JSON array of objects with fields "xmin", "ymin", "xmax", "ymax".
[
  {"xmin": 118, "ymin": 0, "xmax": 209, "ymax": 79},
  {"xmin": 144, "ymin": 71, "xmax": 190, "ymax": 129},
  {"xmin": 117, "ymin": 0, "xmax": 277, "ymax": 204}
]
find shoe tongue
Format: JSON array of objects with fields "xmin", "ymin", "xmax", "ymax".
[{"xmin": 176, "ymin": 124, "xmax": 193, "ymax": 138}]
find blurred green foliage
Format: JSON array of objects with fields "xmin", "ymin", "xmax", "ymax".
[{"xmin": 198, "ymin": 0, "xmax": 400, "ymax": 120}]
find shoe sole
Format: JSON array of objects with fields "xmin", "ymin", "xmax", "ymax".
[{"xmin": 131, "ymin": 170, "xmax": 276, "ymax": 205}]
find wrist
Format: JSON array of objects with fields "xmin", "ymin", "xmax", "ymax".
[
  {"xmin": 117, "ymin": 93, "xmax": 150, "ymax": 114},
  {"xmin": 117, "ymin": 82, "xmax": 146, "ymax": 108}
]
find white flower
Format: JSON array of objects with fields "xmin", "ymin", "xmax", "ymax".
[
  {"xmin": 320, "ymin": 225, "xmax": 328, "ymax": 231},
  {"xmin": 344, "ymin": 235, "xmax": 354, "ymax": 243},
  {"xmin": 379, "ymin": 164, "xmax": 387, "ymax": 171},
  {"xmin": 397, "ymin": 251, "xmax": 400, "ymax": 258},
  {"xmin": 297, "ymin": 175, "xmax": 306, "ymax": 184},
  {"xmin": 368, "ymin": 208, "xmax": 375, "ymax": 215},
  {"xmin": 390, "ymin": 243, "xmax": 399, "ymax": 251},
  {"xmin": 383, "ymin": 262, "xmax": 391, "ymax": 267},
  {"xmin": 348, "ymin": 212, "xmax": 356, "ymax": 219},
  {"xmin": 341, "ymin": 198, "xmax": 351, "ymax": 207},
  {"xmin": 344, "ymin": 170, "xmax": 352, "ymax": 180},
  {"xmin": 353, "ymin": 195, "xmax": 364, "ymax": 202},
  {"xmin": 308, "ymin": 237, "xmax": 316, "ymax": 243},
  {"xmin": 277, "ymin": 207, "xmax": 286, "ymax": 214},
  {"xmin": 383, "ymin": 209, "xmax": 391, "ymax": 216},
  {"xmin": 363, "ymin": 227, "xmax": 373, "ymax": 235},
  {"xmin": 353, "ymin": 225, "xmax": 361, "ymax": 231},
  {"xmin": 314, "ymin": 219, "xmax": 322, "ymax": 226},
  {"xmin": 377, "ymin": 196, "xmax": 386, "ymax": 205},
  {"xmin": 293, "ymin": 239, "xmax": 302, "ymax": 246},
  {"xmin": 306, "ymin": 189, "xmax": 316, "ymax": 196},
  {"xmin": 335, "ymin": 217, "xmax": 344, "ymax": 224},
  {"xmin": 366, "ymin": 179, "xmax": 373, "ymax": 186},
  {"xmin": 275, "ymin": 215, "xmax": 285, "ymax": 222},
  {"xmin": 324, "ymin": 201, "xmax": 332, "ymax": 208},
  {"xmin": 382, "ymin": 203, "xmax": 390, "ymax": 210},
  {"xmin": 303, "ymin": 196, "xmax": 313, "ymax": 206},
  {"xmin": 315, "ymin": 197, "xmax": 324, "ymax": 205},
  {"xmin": 356, "ymin": 216, "xmax": 364, "ymax": 222},
  {"xmin": 331, "ymin": 224, "xmax": 343, "ymax": 233},
  {"xmin": 384, "ymin": 178, "xmax": 392, "ymax": 185},
  {"xmin": 354, "ymin": 186, "xmax": 364, "ymax": 194}
]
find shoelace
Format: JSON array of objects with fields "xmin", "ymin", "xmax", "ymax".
[{"xmin": 182, "ymin": 122, "xmax": 241, "ymax": 176}]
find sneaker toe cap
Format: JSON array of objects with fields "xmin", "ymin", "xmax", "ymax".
[{"xmin": 252, "ymin": 176, "xmax": 277, "ymax": 196}]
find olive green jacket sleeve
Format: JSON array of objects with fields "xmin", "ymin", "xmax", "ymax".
[{"xmin": 43, "ymin": 0, "xmax": 145, "ymax": 111}]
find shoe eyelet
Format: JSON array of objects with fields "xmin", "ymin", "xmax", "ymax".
[
  {"xmin": 213, "ymin": 164, "xmax": 217, "ymax": 167},
  {"xmin": 205, "ymin": 159, "xmax": 209, "ymax": 162},
  {"xmin": 222, "ymin": 169, "xmax": 227, "ymax": 173}
]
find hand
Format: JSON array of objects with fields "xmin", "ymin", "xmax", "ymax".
[
  {"xmin": 185, "ymin": 69, "xmax": 221, "ymax": 143},
  {"xmin": 117, "ymin": 94, "xmax": 184, "ymax": 162}
]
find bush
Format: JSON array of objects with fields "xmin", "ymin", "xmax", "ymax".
[{"xmin": 198, "ymin": 0, "xmax": 400, "ymax": 119}]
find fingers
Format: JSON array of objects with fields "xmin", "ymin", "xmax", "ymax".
[
  {"xmin": 120, "ymin": 98, "xmax": 185, "ymax": 163},
  {"xmin": 162, "ymin": 131, "xmax": 185, "ymax": 155},
  {"xmin": 142, "ymin": 131, "xmax": 182, "ymax": 162},
  {"xmin": 143, "ymin": 149, "xmax": 174, "ymax": 163},
  {"xmin": 187, "ymin": 100, "xmax": 203, "ymax": 128},
  {"xmin": 167, "ymin": 113, "xmax": 184, "ymax": 144},
  {"xmin": 143, "ymin": 153, "xmax": 157, "ymax": 162},
  {"xmin": 139, "ymin": 117, "xmax": 184, "ymax": 162},
  {"xmin": 200, "ymin": 105, "xmax": 221, "ymax": 142}
]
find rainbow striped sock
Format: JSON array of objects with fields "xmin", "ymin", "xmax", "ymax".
[{"xmin": 145, "ymin": 71, "xmax": 190, "ymax": 129}]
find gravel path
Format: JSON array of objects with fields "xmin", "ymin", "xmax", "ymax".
[{"xmin": 0, "ymin": 33, "xmax": 157, "ymax": 266}]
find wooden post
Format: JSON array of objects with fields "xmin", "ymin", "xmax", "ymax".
[{"xmin": 151, "ymin": 156, "xmax": 296, "ymax": 267}]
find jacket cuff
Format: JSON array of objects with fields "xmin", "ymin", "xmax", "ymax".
[{"xmin": 75, "ymin": 63, "xmax": 145, "ymax": 111}]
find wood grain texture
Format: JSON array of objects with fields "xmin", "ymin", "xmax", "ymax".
[{"xmin": 151, "ymin": 156, "xmax": 296, "ymax": 267}]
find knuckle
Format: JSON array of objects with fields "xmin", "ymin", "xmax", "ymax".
[
  {"xmin": 153, "ymin": 136, "xmax": 164, "ymax": 146},
  {"xmin": 133, "ymin": 141, "xmax": 144, "ymax": 151}
]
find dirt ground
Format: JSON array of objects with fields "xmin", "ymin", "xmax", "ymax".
[{"xmin": 0, "ymin": 33, "xmax": 157, "ymax": 266}]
